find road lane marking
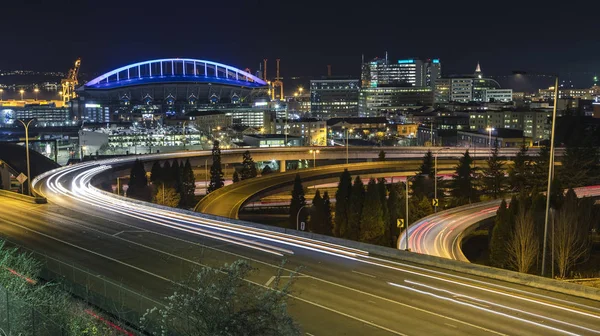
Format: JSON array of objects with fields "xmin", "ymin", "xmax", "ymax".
[
  {"xmin": 352, "ymin": 270, "xmax": 376, "ymax": 278},
  {"xmin": 444, "ymin": 323, "xmax": 457, "ymax": 328},
  {"xmin": 113, "ymin": 230, "xmax": 148, "ymax": 236}
]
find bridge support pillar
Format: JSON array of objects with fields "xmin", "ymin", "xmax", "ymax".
[{"xmin": 279, "ymin": 160, "xmax": 286, "ymax": 172}]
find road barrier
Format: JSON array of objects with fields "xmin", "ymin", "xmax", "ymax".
[{"xmin": 0, "ymin": 189, "xmax": 47, "ymax": 204}]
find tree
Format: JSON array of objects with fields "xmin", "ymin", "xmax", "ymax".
[
  {"xmin": 412, "ymin": 150, "xmax": 435, "ymax": 199},
  {"xmin": 377, "ymin": 178, "xmax": 390, "ymax": 243},
  {"xmin": 309, "ymin": 190, "xmax": 324, "ymax": 233},
  {"xmin": 482, "ymin": 141, "xmax": 506, "ymax": 199},
  {"xmin": 153, "ymin": 186, "xmax": 181, "ymax": 208},
  {"xmin": 150, "ymin": 161, "xmax": 162, "ymax": 185},
  {"xmin": 241, "ymin": 151, "xmax": 258, "ymax": 180},
  {"xmin": 162, "ymin": 160, "xmax": 173, "ymax": 186},
  {"xmin": 553, "ymin": 189, "xmax": 593, "ymax": 278},
  {"xmin": 142, "ymin": 260, "xmax": 300, "ymax": 336},
  {"xmin": 289, "ymin": 174, "xmax": 306, "ymax": 229},
  {"xmin": 531, "ymin": 144, "xmax": 550, "ymax": 191},
  {"xmin": 334, "ymin": 169, "xmax": 352, "ymax": 238},
  {"xmin": 378, "ymin": 150, "xmax": 386, "ymax": 161},
  {"xmin": 347, "ymin": 176, "xmax": 365, "ymax": 240},
  {"xmin": 208, "ymin": 141, "xmax": 224, "ymax": 193},
  {"xmin": 507, "ymin": 203, "xmax": 539, "ymax": 273},
  {"xmin": 449, "ymin": 150, "xmax": 479, "ymax": 206},
  {"xmin": 409, "ymin": 196, "xmax": 433, "ymax": 224},
  {"xmin": 262, "ymin": 165, "xmax": 273, "ymax": 176},
  {"xmin": 127, "ymin": 159, "xmax": 151, "ymax": 201},
  {"xmin": 321, "ymin": 191, "xmax": 333, "ymax": 236},
  {"xmin": 170, "ymin": 159, "xmax": 182, "ymax": 193},
  {"xmin": 489, "ymin": 199, "xmax": 510, "ymax": 268},
  {"xmin": 560, "ymin": 143, "xmax": 598, "ymax": 188},
  {"xmin": 232, "ymin": 171, "xmax": 240, "ymax": 183},
  {"xmin": 387, "ymin": 183, "xmax": 405, "ymax": 247},
  {"xmin": 180, "ymin": 159, "xmax": 196, "ymax": 208},
  {"xmin": 360, "ymin": 179, "xmax": 386, "ymax": 243},
  {"xmin": 0, "ymin": 170, "xmax": 3, "ymax": 189},
  {"xmin": 508, "ymin": 143, "xmax": 530, "ymax": 192}
]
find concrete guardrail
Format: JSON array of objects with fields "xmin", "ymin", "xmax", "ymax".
[{"xmin": 0, "ymin": 189, "xmax": 47, "ymax": 204}]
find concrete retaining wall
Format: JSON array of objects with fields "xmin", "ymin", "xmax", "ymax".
[{"xmin": 0, "ymin": 189, "xmax": 47, "ymax": 204}]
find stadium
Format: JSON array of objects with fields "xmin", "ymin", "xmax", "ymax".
[{"xmin": 73, "ymin": 58, "xmax": 269, "ymax": 122}]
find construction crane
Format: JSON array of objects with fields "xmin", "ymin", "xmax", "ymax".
[
  {"xmin": 271, "ymin": 59, "xmax": 283, "ymax": 101},
  {"xmin": 61, "ymin": 58, "xmax": 81, "ymax": 105}
]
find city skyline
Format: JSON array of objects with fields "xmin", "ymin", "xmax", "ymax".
[{"xmin": 1, "ymin": 1, "xmax": 598, "ymax": 86}]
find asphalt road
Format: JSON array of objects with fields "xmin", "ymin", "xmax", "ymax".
[
  {"xmin": 401, "ymin": 186, "xmax": 600, "ymax": 262},
  {"xmin": 0, "ymin": 157, "xmax": 595, "ymax": 335}
]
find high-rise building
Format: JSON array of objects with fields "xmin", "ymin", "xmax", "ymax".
[
  {"xmin": 434, "ymin": 63, "xmax": 506, "ymax": 103},
  {"xmin": 358, "ymin": 87, "xmax": 434, "ymax": 117},
  {"xmin": 310, "ymin": 79, "xmax": 360, "ymax": 119},
  {"xmin": 361, "ymin": 57, "xmax": 441, "ymax": 88}
]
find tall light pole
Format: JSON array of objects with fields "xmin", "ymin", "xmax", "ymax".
[
  {"xmin": 19, "ymin": 89, "xmax": 25, "ymax": 101},
  {"xmin": 513, "ymin": 71, "xmax": 558, "ymax": 277},
  {"xmin": 405, "ymin": 176, "xmax": 414, "ymax": 251},
  {"xmin": 309, "ymin": 149, "xmax": 320, "ymax": 168},
  {"xmin": 16, "ymin": 119, "xmax": 35, "ymax": 196},
  {"xmin": 34, "ymin": 88, "xmax": 39, "ymax": 101},
  {"xmin": 0, "ymin": 89, "xmax": 3, "ymax": 101},
  {"xmin": 434, "ymin": 147, "xmax": 450, "ymax": 213},
  {"xmin": 182, "ymin": 120, "xmax": 188, "ymax": 150},
  {"xmin": 296, "ymin": 205, "xmax": 308, "ymax": 231},
  {"xmin": 486, "ymin": 127, "xmax": 495, "ymax": 157},
  {"xmin": 345, "ymin": 127, "xmax": 353, "ymax": 164}
]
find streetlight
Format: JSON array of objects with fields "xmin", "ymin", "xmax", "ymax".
[
  {"xmin": 16, "ymin": 119, "xmax": 36, "ymax": 196},
  {"xmin": 34, "ymin": 88, "xmax": 39, "ymax": 101},
  {"xmin": 513, "ymin": 70, "xmax": 558, "ymax": 277},
  {"xmin": 404, "ymin": 176, "xmax": 418, "ymax": 251},
  {"xmin": 309, "ymin": 149, "xmax": 320, "ymax": 168},
  {"xmin": 296, "ymin": 205, "xmax": 308, "ymax": 231},
  {"xmin": 19, "ymin": 89, "xmax": 25, "ymax": 101},
  {"xmin": 434, "ymin": 147, "xmax": 451, "ymax": 213},
  {"xmin": 0, "ymin": 89, "xmax": 3, "ymax": 101},
  {"xmin": 344, "ymin": 127, "xmax": 353, "ymax": 164},
  {"xmin": 182, "ymin": 120, "xmax": 188, "ymax": 150},
  {"xmin": 486, "ymin": 126, "xmax": 495, "ymax": 156}
]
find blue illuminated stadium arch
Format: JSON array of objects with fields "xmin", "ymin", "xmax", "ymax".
[{"xmin": 84, "ymin": 58, "xmax": 267, "ymax": 89}]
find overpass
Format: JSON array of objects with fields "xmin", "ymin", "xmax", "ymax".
[{"xmin": 8, "ymin": 150, "xmax": 597, "ymax": 335}]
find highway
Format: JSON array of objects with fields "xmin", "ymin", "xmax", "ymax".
[
  {"xmin": 0, "ymin": 154, "xmax": 593, "ymax": 335},
  {"xmin": 400, "ymin": 186, "xmax": 600, "ymax": 262}
]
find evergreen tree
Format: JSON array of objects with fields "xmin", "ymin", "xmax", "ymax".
[
  {"xmin": 482, "ymin": 141, "xmax": 506, "ymax": 199},
  {"xmin": 241, "ymin": 151, "xmax": 258, "ymax": 180},
  {"xmin": 449, "ymin": 150, "xmax": 479, "ymax": 206},
  {"xmin": 489, "ymin": 199, "xmax": 510, "ymax": 268},
  {"xmin": 289, "ymin": 174, "xmax": 306, "ymax": 229},
  {"xmin": 377, "ymin": 178, "xmax": 390, "ymax": 243},
  {"xmin": 360, "ymin": 179, "xmax": 386, "ymax": 243},
  {"xmin": 232, "ymin": 171, "xmax": 240, "ymax": 183},
  {"xmin": 378, "ymin": 150, "xmax": 386, "ymax": 161},
  {"xmin": 262, "ymin": 165, "xmax": 273, "ymax": 176},
  {"xmin": 207, "ymin": 140, "xmax": 224, "ymax": 193},
  {"xmin": 309, "ymin": 190, "xmax": 324, "ymax": 233},
  {"xmin": 334, "ymin": 169, "xmax": 352, "ymax": 238},
  {"xmin": 153, "ymin": 186, "xmax": 181, "ymax": 208},
  {"xmin": 347, "ymin": 176, "xmax": 365, "ymax": 240},
  {"xmin": 387, "ymin": 183, "xmax": 405, "ymax": 247},
  {"xmin": 150, "ymin": 161, "xmax": 163, "ymax": 185},
  {"xmin": 409, "ymin": 196, "xmax": 433, "ymax": 224},
  {"xmin": 170, "ymin": 159, "xmax": 182, "ymax": 193},
  {"xmin": 127, "ymin": 159, "xmax": 151, "ymax": 201},
  {"xmin": 531, "ymin": 144, "xmax": 550, "ymax": 191},
  {"xmin": 162, "ymin": 160, "xmax": 173, "ymax": 186},
  {"xmin": 321, "ymin": 191, "xmax": 333, "ymax": 236},
  {"xmin": 180, "ymin": 159, "xmax": 196, "ymax": 208},
  {"xmin": 412, "ymin": 150, "xmax": 435, "ymax": 198},
  {"xmin": 508, "ymin": 143, "xmax": 530, "ymax": 192},
  {"xmin": 560, "ymin": 142, "xmax": 598, "ymax": 188}
]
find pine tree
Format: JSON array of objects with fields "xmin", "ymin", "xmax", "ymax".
[
  {"xmin": 531, "ymin": 144, "xmax": 550, "ymax": 191},
  {"xmin": 489, "ymin": 199, "xmax": 510, "ymax": 268},
  {"xmin": 309, "ymin": 190, "xmax": 324, "ymax": 233},
  {"xmin": 409, "ymin": 196, "xmax": 433, "ymax": 224},
  {"xmin": 334, "ymin": 169, "xmax": 352, "ymax": 238},
  {"xmin": 162, "ymin": 160, "xmax": 173, "ymax": 186},
  {"xmin": 241, "ymin": 151, "xmax": 257, "ymax": 180},
  {"xmin": 347, "ymin": 176, "xmax": 365, "ymax": 240},
  {"xmin": 150, "ymin": 161, "xmax": 163, "ymax": 185},
  {"xmin": 127, "ymin": 159, "xmax": 151, "ymax": 201},
  {"xmin": 360, "ymin": 179, "xmax": 386, "ymax": 243},
  {"xmin": 387, "ymin": 183, "xmax": 405, "ymax": 247},
  {"xmin": 378, "ymin": 150, "xmax": 386, "ymax": 161},
  {"xmin": 321, "ymin": 191, "xmax": 333, "ymax": 236},
  {"xmin": 180, "ymin": 159, "xmax": 196, "ymax": 208},
  {"xmin": 412, "ymin": 150, "xmax": 435, "ymax": 199},
  {"xmin": 289, "ymin": 174, "xmax": 306, "ymax": 229},
  {"xmin": 560, "ymin": 142, "xmax": 598, "ymax": 188},
  {"xmin": 208, "ymin": 140, "xmax": 224, "ymax": 193},
  {"xmin": 449, "ymin": 150, "xmax": 479, "ymax": 206},
  {"xmin": 482, "ymin": 141, "xmax": 506, "ymax": 199},
  {"xmin": 262, "ymin": 165, "xmax": 273, "ymax": 175},
  {"xmin": 170, "ymin": 159, "xmax": 181, "ymax": 193},
  {"xmin": 232, "ymin": 171, "xmax": 240, "ymax": 183},
  {"xmin": 508, "ymin": 143, "xmax": 530, "ymax": 192}
]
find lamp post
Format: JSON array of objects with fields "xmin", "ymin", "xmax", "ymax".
[
  {"xmin": 513, "ymin": 70, "xmax": 558, "ymax": 277},
  {"xmin": 16, "ymin": 119, "xmax": 35, "ymax": 196},
  {"xmin": 486, "ymin": 127, "xmax": 495, "ymax": 157},
  {"xmin": 34, "ymin": 88, "xmax": 39, "ymax": 101},
  {"xmin": 309, "ymin": 149, "xmax": 320, "ymax": 168},
  {"xmin": 345, "ymin": 127, "xmax": 353, "ymax": 164},
  {"xmin": 434, "ymin": 147, "xmax": 450, "ymax": 213},
  {"xmin": 404, "ymin": 176, "xmax": 415, "ymax": 251},
  {"xmin": 19, "ymin": 89, "xmax": 25, "ymax": 101},
  {"xmin": 296, "ymin": 205, "xmax": 308, "ymax": 231},
  {"xmin": 182, "ymin": 120, "xmax": 188, "ymax": 150},
  {"xmin": 0, "ymin": 89, "xmax": 3, "ymax": 101}
]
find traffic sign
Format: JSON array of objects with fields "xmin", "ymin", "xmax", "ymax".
[
  {"xmin": 16, "ymin": 173, "xmax": 27, "ymax": 184},
  {"xmin": 396, "ymin": 218, "xmax": 404, "ymax": 228},
  {"xmin": 300, "ymin": 222, "xmax": 306, "ymax": 231},
  {"xmin": 432, "ymin": 198, "xmax": 439, "ymax": 207}
]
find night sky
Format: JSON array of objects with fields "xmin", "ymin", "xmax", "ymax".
[{"xmin": 2, "ymin": 1, "xmax": 599, "ymax": 88}]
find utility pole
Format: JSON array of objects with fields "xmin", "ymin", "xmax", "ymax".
[{"xmin": 17, "ymin": 119, "xmax": 35, "ymax": 196}]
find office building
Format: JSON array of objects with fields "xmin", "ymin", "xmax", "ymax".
[
  {"xmin": 457, "ymin": 128, "xmax": 532, "ymax": 148},
  {"xmin": 468, "ymin": 110, "xmax": 551, "ymax": 140},
  {"xmin": 273, "ymin": 118, "xmax": 327, "ymax": 146},
  {"xmin": 186, "ymin": 110, "xmax": 233, "ymax": 133},
  {"xmin": 361, "ymin": 57, "xmax": 441, "ymax": 88},
  {"xmin": 483, "ymin": 89, "xmax": 513, "ymax": 102},
  {"xmin": 434, "ymin": 63, "xmax": 505, "ymax": 103},
  {"xmin": 358, "ymin": 87, "xmax": 434, "ymax": 117},
  {"xmin": 310, "ymin": 79, "xmax": 360, "ymax": 119},
  {"xmin": 0, "ymin": 102, "xmax": 71, "ymax": 126}
]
